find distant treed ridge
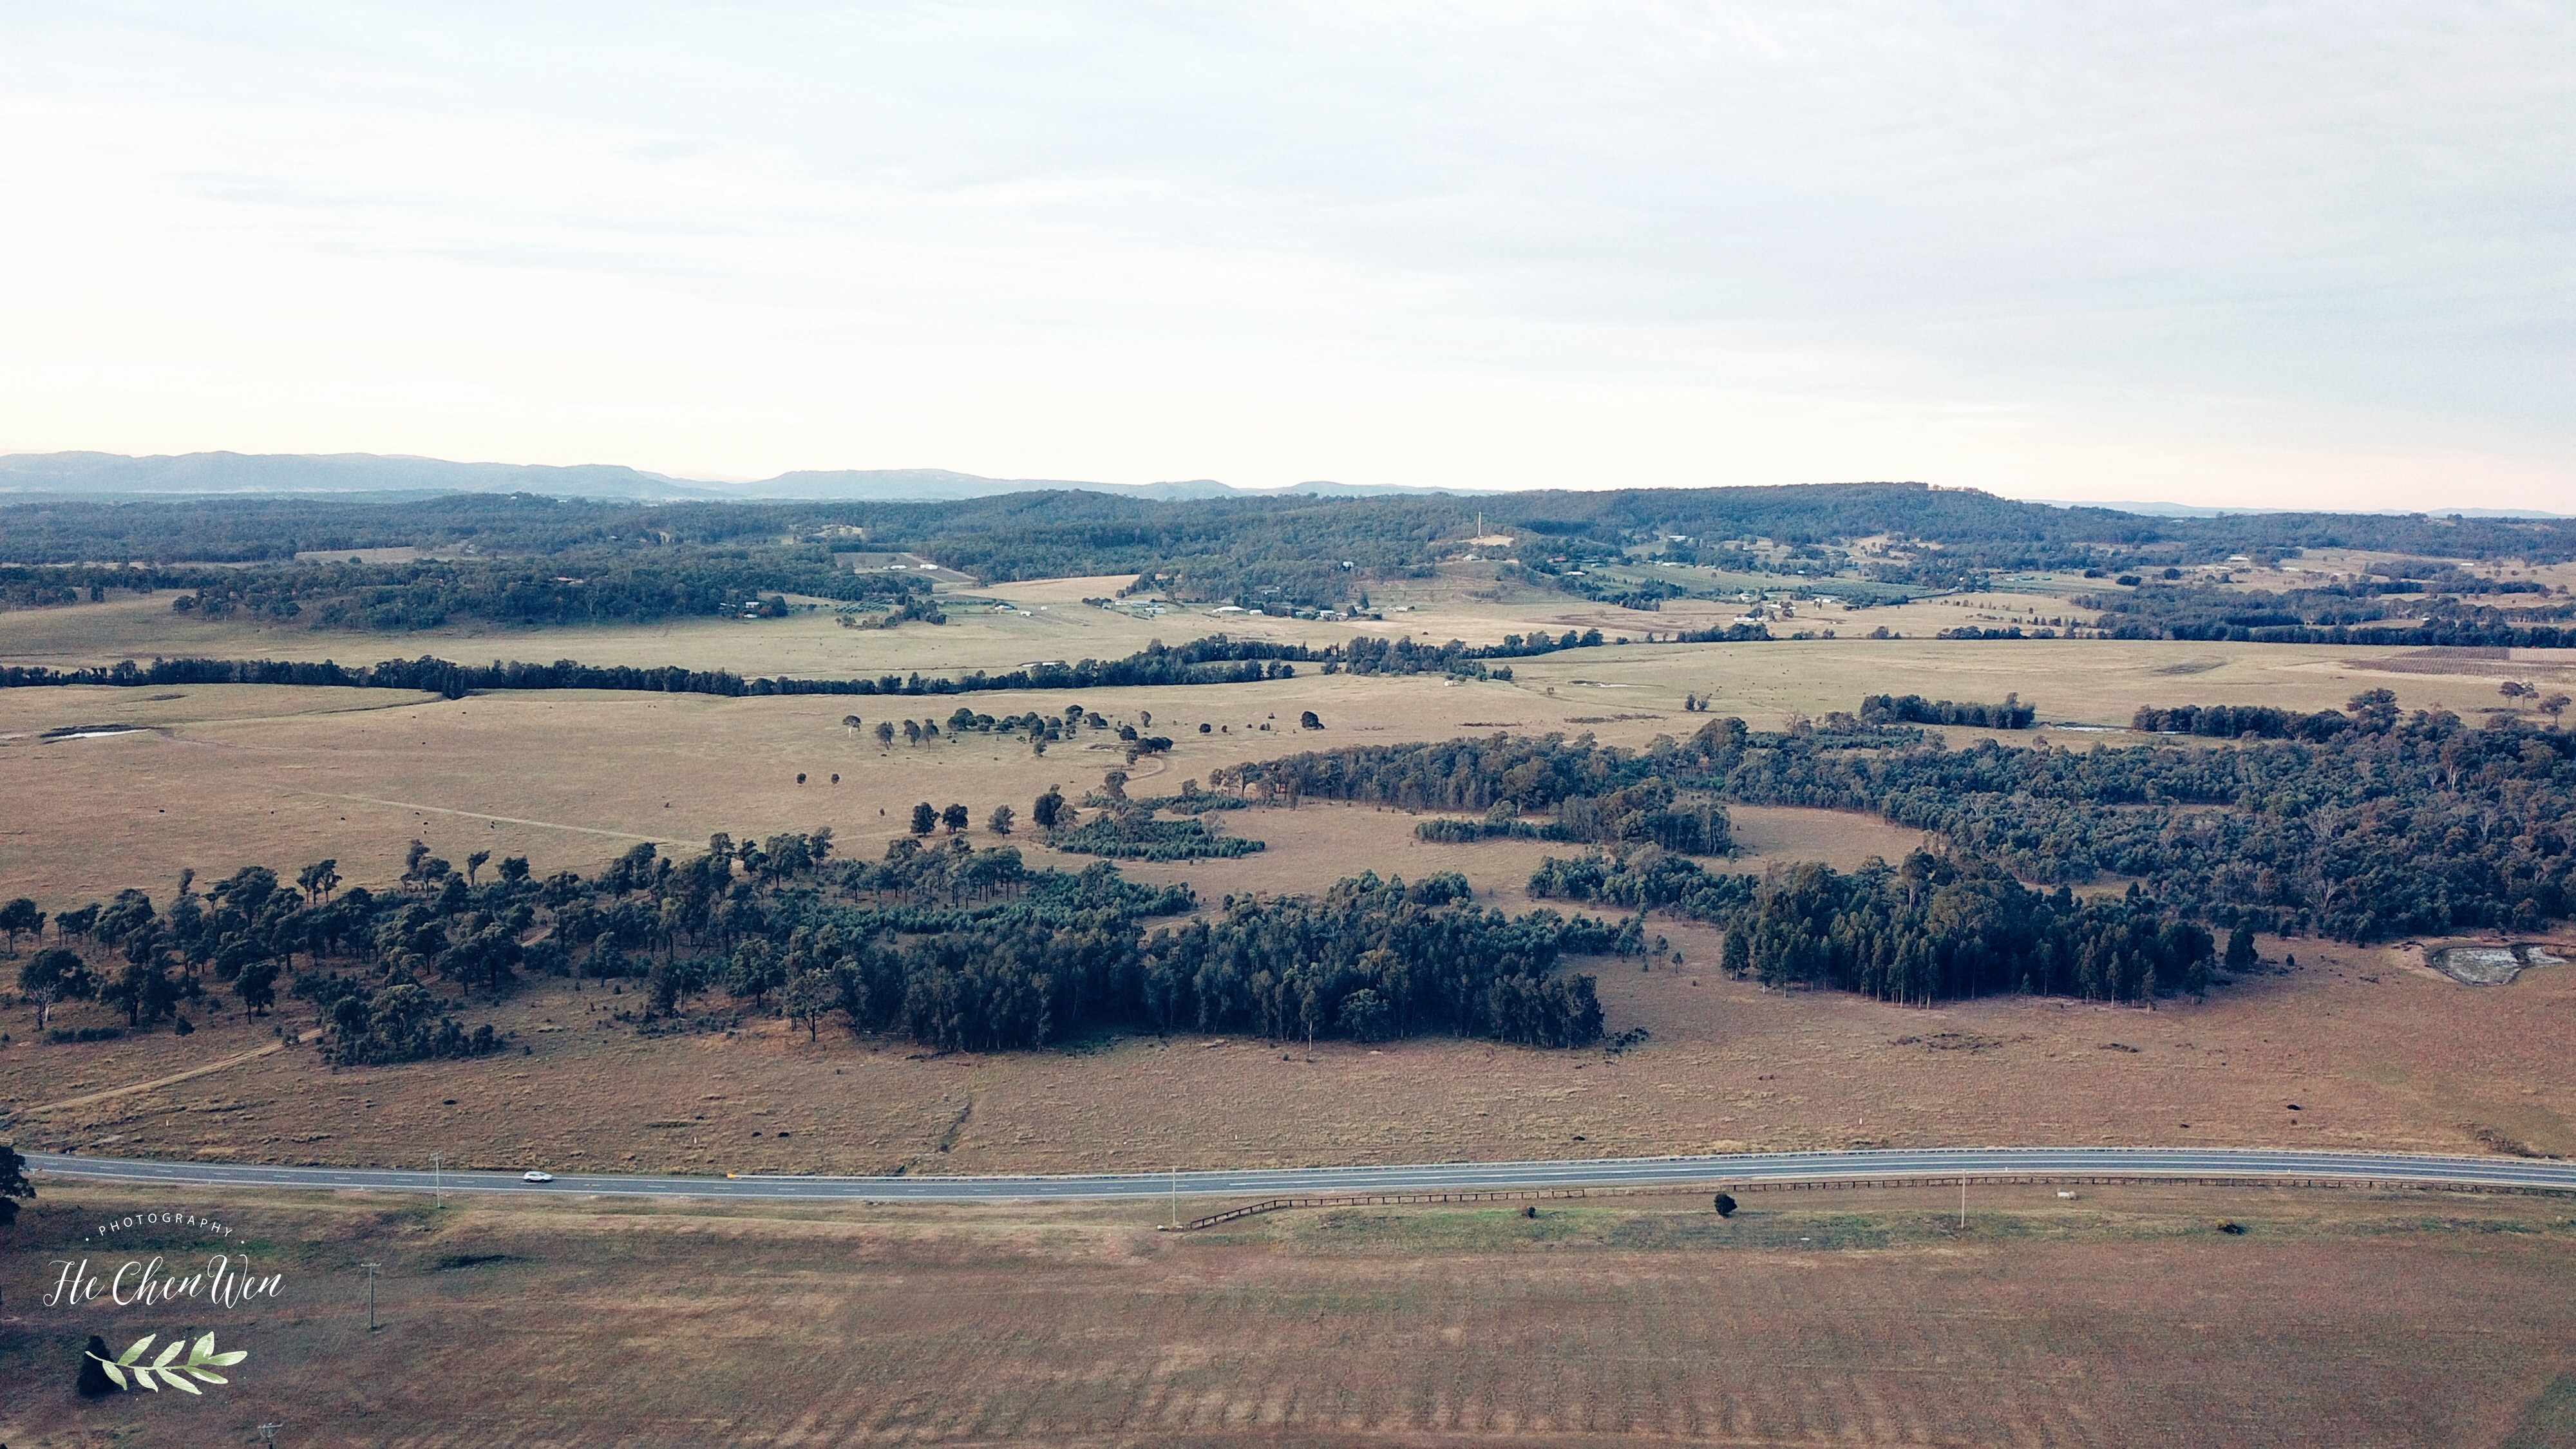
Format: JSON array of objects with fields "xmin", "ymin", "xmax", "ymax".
[
  {"xmin": 0, "ymin": 628, "xmax": 1672, "ymax": 700},
  {"xmin": 8, "ymin": 482, "xmax": 2576, "ymax": 613}
]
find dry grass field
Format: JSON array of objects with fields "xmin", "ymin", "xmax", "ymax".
[
  {"xmin": 5, "ymin": 623, "xmax": 2568, "ymax": 904},
  {"xmin": 0, "ymin": 564, "xmax": 1691, "ymax": 676},
  {"xmin": 4, "ymin": 600, "xmax": 2574, "ymax": 1180},
  {"xmin": 6, "ymin": 567, "xmax": 2576, "ymax": 1443},
  {"xmin": 8, "ymin": 914, "xmax": 2572, "ymax": 1177},
  {"xmin": 6, "ymin": 1181, "xmax": 2576, "ymax": 1447}
]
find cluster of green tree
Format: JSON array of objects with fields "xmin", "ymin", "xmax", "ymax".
[
  {"xmin": 1125, "ymin": 783, "xmax": 1249, "ymax": 815},
  {"xmin": 1526, "ymin": 847, "xmax": 1759, "ymax": 918},
  {"xmin": 1664, "ymin": 622, "xmax": 1781, "ymax": 644},
  {"xmin": 1720, "ymin": 692, "xmax": 2575, "ymax": 940},
  {"xmin": 292, "ymin": 974, "xmax": 505, "ymax": 1065},
  {"xmin": 2129, "ymin": 704, "xmax": 2356, "ymax": 740},
  {"xmin": 2081, "ymin": 580, "xmax": 2576, "ymax": 647},
  {"xmin": 7, "ymin": 866, "xmax": 321, "ymax": 1038},
  {"xmin": 1, "ymin": 1142, "xmax": 30, "ymax": 1228},
  {"xmin": 1338, "ymin": 629, "xmax": 1595, "ymax": 679},
  {"xmin": 180, "ymin": 549, "xmax": 925, "ymax": 630},
  {"xmin": 1859, "ymin": 694, "xmax": 2035, "ymax": 729},
  {"xmin": 1719, "ymin": 854, "xmax": 2215, "ymax": 1003},
  {"xmin": 615, "ymin": 844, "xmax": 1614, "ymax": 1051},
  {"xmin": 1129, "ymin": 872, "xmax": 1609, "ymax": 1047},
  {"xmin": 0, "ymin": 563, "xmax": 229, "ymax": 610},
  {"xmin": 1226, "ymin": 720, "xmax": 1741, "ymax": 811},
  {"xmin": 845, "ymin": 594, "xmax": 947, "ymax": 629},
  {"xmin": 1524, "ymin": 563, "xmax": 1687, "ymax": 612},
  {"xmin": 1410, "ymin": 779, "xmax": 1731, "ymax": 854},
  {"xmin": 2354, "ymin": 558, "xmax": 2556, "ymax": 594},
  {"xmin": 1045, "ymin": 815, "xmax": 1265, "ymax": 861},
  {"xmin": 12, "ymin": 819, "xmax": 1616, "ymax": 1058},
  {"xmin": 1219, "ymin": 723, "xmax": 1752, "ymax": 854}
]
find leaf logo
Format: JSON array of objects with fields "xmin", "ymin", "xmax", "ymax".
[{"xmin": 89, "ymin": 1332, "xmax": 247, "ymax": 1394}]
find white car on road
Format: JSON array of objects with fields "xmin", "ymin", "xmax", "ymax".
[{"xmin": 521, "ymin": 1170, "xmax": 554, "ymax": 1183}]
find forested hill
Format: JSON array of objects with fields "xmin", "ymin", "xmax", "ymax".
[{"xmin": 6, "ymin": 484, "xmax": 2571, "ymax": 595}]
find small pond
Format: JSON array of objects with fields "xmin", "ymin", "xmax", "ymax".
[{"xmin": 2427, "ymin": 944, "xmax": 2567, "ymax": 986}]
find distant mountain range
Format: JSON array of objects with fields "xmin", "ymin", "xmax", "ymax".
[
  {"xmin": 2, "ymin": 452, "xmax": 2562, "ymax": 519},
  {"xmin": 0, "ymin": 451, "xmax": 1473, "ymax": 503}
]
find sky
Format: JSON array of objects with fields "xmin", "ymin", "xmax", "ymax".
[{"xmin": 2, "ymin": 2, "xmax": 2570, "ymax": 509}]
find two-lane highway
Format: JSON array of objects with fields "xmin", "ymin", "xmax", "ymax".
[{"xmin": 30, "ymin": 1146, "xmax": 2576, "ymax": 1203}]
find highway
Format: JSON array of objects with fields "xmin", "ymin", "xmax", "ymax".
[{"xmin": 29, "ymin": 1146, "xmax": 2576, "ymax": 1204}]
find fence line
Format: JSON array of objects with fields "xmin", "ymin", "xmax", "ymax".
[
  {"xmin": 1164, "ymin": 1188, "xmax": 1590, "ymax": 1231},
  {"xmin": 1160, "ymin": 1173, "xmax": 2575, "ymax": 1229}
]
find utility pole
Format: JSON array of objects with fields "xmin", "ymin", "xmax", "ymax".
[
  {"xmin": 431, "ymin": 1154, "xmax": 442, "ymax": 1209},
  {"xmin": 1959, "ymin": 1177, "xmax": 1968, "ymax": 1229},
  {"xmin": 1170, "ymin": 1168, "xmax": 1179, "ymax": 1229},
  {"xmin": 361, "ymin": 1261, "xmax": 381, "ymax": 1332}
]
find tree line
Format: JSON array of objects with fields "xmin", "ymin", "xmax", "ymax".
[
  {"xmin": 0, "ymin": 626, "xmax": 1658, "ymax": 703},
  {"xmin": 1, "ymin": 549, "xmax": 931, "ymax": 630},
  {"xmin": 11, "ymin": 822, "xmax": 1613, "ymax": 1065},
  {"xmin": 2129, "ymin": 703, "xmax": 2358, "ymax": 740}
]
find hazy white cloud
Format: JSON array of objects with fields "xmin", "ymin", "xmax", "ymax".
[{"xmin": 1, "ymin": 1, "xmax": 2569, "ymax": 506}]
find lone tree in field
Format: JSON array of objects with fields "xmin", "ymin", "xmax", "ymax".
[
  {"xmin": 18, "ymin": 947, "xmax": 88, "ymax": 1029},
  {"xmin": 0, "ymin": 898, "xmax": 41, "ymax": 954},
  {"xmin": 942, "ymin": 802, "xmax": 970, "ymax": 835},
  {"xmin": 902, "ymin": 719, "xmax": 923, "ymax": 746},
  {"xmin": 784, "ymin": 968, "xmax": 835, "ymax": 1041},
  {"xmin": 2544, "ymin": 694, "xmax": 2571, "ymax": 728},
  {"xmin": 1300, "ymin": 710, "xmax": 1323, "ymax": 730},
  {"xmin": 1032, "ymin": 788, "xmax": 1065, "ymax": 830},
  {"xmin": 0, "ymin": 1141, "xmax": 33, "ymax": 1230},
  {"xmin": 910, "ymin": 802, "xmax": 938, "ymax": 835},
  {"xmin": 466, "ymin": 849, "xmax": 491, "ymax": 886},
  {"xmin": 844, "ymin": 714, "xmax": 864, "ymax": 736},
  {"xmin": 1101, "ymin": 770, "xmax": 1128, "ymax": 801},
  {"xmin": 875, "ymin": 720, "xmax": 896, "ymax": 749},
  {"xmin": 987, "ymin": 804, "xmax": 1015, "ymax": 835},
  {"xmin": 2226, "ymin": 925, "xmax": 2259, "ymax": 972}
]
